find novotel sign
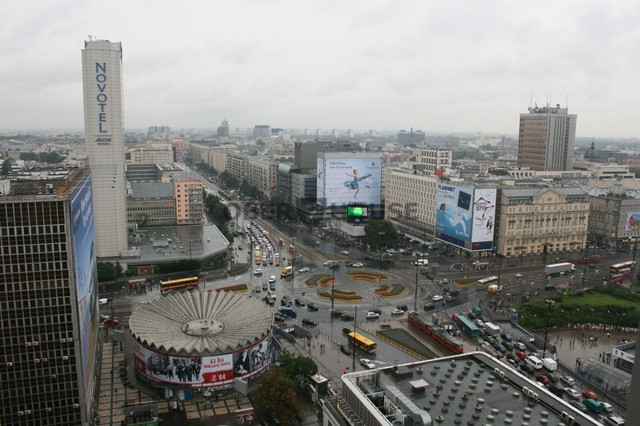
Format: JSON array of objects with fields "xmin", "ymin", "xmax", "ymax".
[{"xmin": 94, "ymin": 62, "xmax": 111, "ymax": 145}]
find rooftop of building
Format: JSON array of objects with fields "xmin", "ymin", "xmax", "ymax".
[
  {"xmin": 342, "ymin": 352, "xmax": 600, "ymax": 426},
  {"xmin": 129, "ymin": 181, "xmax": 174, "ymax": 199},
  {"xmin": 129, "ymin": 224, "xmax": 229, "ymax": 265},
  {"xmin": 129, "ymin": 289, "xmax": 273, "ymax": 356}
]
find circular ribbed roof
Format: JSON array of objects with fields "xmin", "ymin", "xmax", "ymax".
[{"xmin": 129, "ymin": 290, "xmax": 273, "ymax": 356}]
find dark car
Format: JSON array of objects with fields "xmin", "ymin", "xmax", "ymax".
[
  {"xmin": 273, "ymin": 313, "xmax": 286, "ymax": 322},
  {"xmin": 307, "ymin": 303, "xmax": 319, "ymax": 311},
  {"xmin": 548, "ymin": 384, "xmax": 564, "ymax": 397},
  {"xmin": 342, "ymin": 327, "xmax": 352, "ymax": 334},
  {"xmin": 545, "ymin": 373, "xmax": 560, "ymax": 384},
  {"xmin": 501, "ymin": 340, "xmax": 514, "ymax": 351},
  {"xmin": 501, "ymin": 332, "xmax": 513, "ymax": 342},
  {"xmin": 263, "ymin": 296, "xmax": 275, "ymax": 306},
  {"xmin": 330, "ymin": 310, "xmax": 344, "ymax": 318},
  {"xmin": 339, "ymin": 344, "xmax": 351, "ymax": 355},
  {"xmin": 341, "ymin": 313, "xmax": 354, "ymax": 321},
  {"xmin": 519, "ymin": 363, "xmax": 535, "ymax": 374},
  {"xmin": 294, "ymin": 298, "xmax": 305, "ymax": 307},
  {"xmin": 301, "ymin": 318, "xmax": 318, "ymax": 327},
  {"xmin": 397, "ymin": 304, "xmax": 408, "ymax": 312}
]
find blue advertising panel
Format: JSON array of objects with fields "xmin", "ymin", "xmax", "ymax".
[
  {"xmin": 70, "ymin": 172, "xmax": 98, "ymax": 392},
  {"xmin": 435, "ymin": 183, "xmax": 472, "ymax": 248}
]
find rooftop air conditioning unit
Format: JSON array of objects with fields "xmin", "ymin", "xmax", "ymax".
[
  {"xmin": 73, "ymin": 404, "xmax": 80, "ymax": 408},
  {"xmin": 18, "ymin": 411, "xmax": 24, "ymax": 416},
  {"xmin": 6, "ymin": 362, "xmax": 13, "ymax": 367},
  {"xmin": 62, "ymin": 356, "xmax": 69, "ymax": 360},
  {"xmin": 25, "ymin": 410, "xmax": 31, "ymax": 414},
  {"xmin": 25, "ymin": 342, "xmax": 32, "ymax": 347}
]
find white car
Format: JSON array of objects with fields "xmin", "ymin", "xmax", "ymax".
[
  {"xmin": 351, "ymin": 262, "xmax": 363, "ymax": 268},
  {"xmin": 564, "ymin": 388, "xmax": 580, "ymax": 399},
  {"xmin": 340, "ymin": 250, "xmax": 349, "ymax": 255},
  {"xmin": 360, "ymin": 358, "xmax": 376, "ymax": 369},
  {"xmin": 601, "ymin": 402, "xmax": 614, "ymax": 413},
  {"xmin": 323, "ymin": 260, "xmax": 334, "ymax": 266},
  {"xmin": 432, "ymin": 294, "xmax": 443, "ymax": 302},
  {"xmin": 298, "ymin": 267, "xmax": 310, "ymax": 273},
  {"xmin": 390, "ymin": 308, "xmax": 405, "ymax": 316},
  {"xmin": 253, "ymin": 269, "xmax": 263, "ymax": 276},
  {"xmin": 515, "ymin": 273, "xmax": 523, "ymax": 278},
  {"xmin": 268, "ymin": 275, "xmax": 276, "ymax": 283},
  {"xmin": 366, "ymin": 312, "xmax": 380, "ymax": 320}
]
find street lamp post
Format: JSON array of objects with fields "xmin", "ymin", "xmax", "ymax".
[
  {"xmin": 414, "ymin": 258, "xmax": 419, "ymax": 311},
  {"xmin": 331, "ymin": 266, "xmax": 336, "ymax": 312},
  {"xmin": 291, "ymin": 237, "xmax": 296, "ymax": 288},
  {"xmin": 352, "ymin": 305, "xmax": 358, "ymax": 372},
  {"xmin": 542, "ymin": 299, "xmax": 555, "ymax": 359}
]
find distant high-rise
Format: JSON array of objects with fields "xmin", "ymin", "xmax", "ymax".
[
  {"xmin": 517, "ymin": 104, "xmax": 577, "ymax": 171},
  {"xmin": 82, "ymin": 39, "xmax": 128, "ymax": 258},
  {"xmin": 217, "ymin": 119, "xmax": 230, "ymax": 137}
]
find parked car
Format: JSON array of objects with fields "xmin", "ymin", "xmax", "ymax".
[
  {"xmin": 273, "ymin": 313, "xmax": 286, "ymax": 322},
  {"xmin": 301, "ymin": 318, "xmax": 318, "ymax": 327},
  {"xmin": 339, "ymin": 344, "xmax": 351, "ymax": 355},
  {"xmin": 360, "ymin": 358, "xmax": 376, "ymax": 369},
  {"xmin": 307, "ymin": 303, "xmax": 319, "ymax": 311},
  {"xmin": 515, "ymin": 273, "xmax": 523, "ymax": 278},
  {"xmin": 323, "ymin": 261, "xmax": 334, "ymax": 266},
  {"xmin": 564, "ymin": 388, "xmax": 580, "ymax": 399},
  {"xmin": 330, "ymin": 310, "xmax": 344, "ymax": 318}
]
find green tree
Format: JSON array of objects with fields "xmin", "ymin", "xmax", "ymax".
[
  {"xmin": 364, "ymin": 219, "xmax": 398, "ymax": 250},
  {"xmin": 1, "ymin": 158, "xmax": 11, "ymax": 176},
  {"xmin": 278, "ymin": 348, "xmax": 318, "ymax": 388},
  {"xmin": 134, "ymin": 212, "xmax": 151, "ymax": 227},
  {"xmin": 256, "ymin": 139, "xmax": 265, "ymax": 146},
  {"xmin": 257, "ymin": 366, "xmax": 299, "ymax": 425},
  {"xmin": 97, "ymin": 261, "xmax": 123, "ymax": 282},
  {"xmin": 19, "ymin": 152, "xmax": 39, "ymax": 161},
  {"xmin": 630, "ymin": 167, "xmax": 640, "ymax": 178},
  {"xmin": 39, "ymin": 151, "xmax": 63, "ymax": 163}
]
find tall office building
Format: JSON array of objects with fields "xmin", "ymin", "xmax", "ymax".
[
  {"xmin": 0, "ymin": 170, "xmax": 99, "ymax": 425},
  {"xmin": 517, "ymin": 104, "xmax": 577, "ymax": 171},
  {"xmin": 82, "ymin": 39, "xmax": 128, "ymax": 258}
]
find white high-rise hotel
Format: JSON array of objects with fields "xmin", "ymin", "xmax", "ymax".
[{"xmin": 82, "ymin": 40, "xmax": 128, "ymax": 258}]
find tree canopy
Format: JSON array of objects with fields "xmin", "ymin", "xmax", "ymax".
[
  {"xmin": 278, "ymin": 348, "xmax": 318, "ymax": 388},
  {"xmin": 364, "ymin": 219, "xmax": 398, "ymax": 251},
  {"xmin": 257, "ymin": 366, "xmax": 299, "ymax": 425}
]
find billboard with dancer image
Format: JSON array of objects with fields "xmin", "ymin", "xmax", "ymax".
[
  {"xmin": 316, "ymin": 156, "xmax": 382, "ymax": 208},
  {"xmin": 471, "ymin": 188, "xmax": 497, "ymax": 249},
  {"xmin": 435, "ymin": 183, "xmax": 472, "ymax": 248}
]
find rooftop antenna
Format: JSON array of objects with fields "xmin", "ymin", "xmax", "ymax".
[{"xmin": 566, "ymin": 93, "xmax": 569, "ymax": 109}]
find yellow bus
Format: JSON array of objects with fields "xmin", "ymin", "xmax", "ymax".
[
  {"xmin": 348, "ymin": 332, "xmax": 377, "ymax": 354},
  {"xmin": 160, "ymin": 277, "xmax": 199, "ymax": 294}
]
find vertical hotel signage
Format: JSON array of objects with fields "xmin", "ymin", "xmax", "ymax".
[{"xmin": 94, "ymin": 62, "xmax": 111, "ymax": 145}]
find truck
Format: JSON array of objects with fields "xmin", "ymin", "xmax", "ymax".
[
  {"xmin": 280, "ymin": 266, "xmax": 293, "ymax": 279},
  {"xmin": 542, "ymin": 357, "xmax": 557, "ymax": 371},
  {"xmin": 483, "ymin": 322, "xmax": 501, "ymax": 336},
  {"xmin": 544, "ymin": 262, "xmax": 575, "ymax": 275}
]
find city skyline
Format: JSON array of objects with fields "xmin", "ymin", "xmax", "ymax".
[{"xmin": 2, "ymin": 1, "xmax": 639, "ymax": 138}]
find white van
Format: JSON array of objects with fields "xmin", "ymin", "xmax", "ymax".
[
  {"xmin": 603, "ymin": 416, "xmax": 625, "ymax": 426},
  {"xmin": 98, "ymin": 298, "xmax": 111, "ymax": 306},
  {"xmin": 526, "ymin": 355, "xmax": 543, "ymax": 370}
]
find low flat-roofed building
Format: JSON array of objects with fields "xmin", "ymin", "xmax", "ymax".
[{"xmin": 334, "ymin": 352, "xmax": 600, "ymax": 426}]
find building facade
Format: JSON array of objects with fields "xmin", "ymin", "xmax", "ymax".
[
  {"xmin": 82, "ymin": 39, "xmax": 128, "ymax": 258},
  {"xmin": 127, "ymin": 182, "xmax": 176, "ymax": 226},
  {"xmin": 174, "ymin": 180, "xmax": 204, "ymax": 225},
  {"xmin": 127, "ymin": 145, "xmax": 174, "ymax": 164},
  {"xmin": 497, "ymin": 187, "xmax": 589, "ymax": 257},
  {"xmin": 384, "ymin": 169, "xmax": 438, "ymax": 239},
  {"xmin": 588, "ymin": 183, "xmax": 640, "ymax": 245},
  {"xmin": 0, "ymin": 170, "xmax": 99, "ymax": 425},
  {"xmin": 415, "ymin": 148, "xmax": 453, "ymax": 173},
  {"xmin": 517, "ymin": 104, "xmax": 577, "ymax": 171}
]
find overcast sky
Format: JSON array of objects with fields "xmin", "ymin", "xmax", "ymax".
[{"xmin": 1, "ymin": 1, "xmax": 639, "ymax": 138}]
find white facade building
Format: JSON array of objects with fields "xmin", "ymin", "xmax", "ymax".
[{"xmin": 82, "ymin": 39, "xmax": 128, "ymax": 258}]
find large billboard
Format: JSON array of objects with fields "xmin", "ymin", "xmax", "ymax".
[
  {"xmin": 435, "ymin": 183, "xmax": 473, "ymax": 248},
  {"xmin": 133, "ymin": 337, "xmax": 270, "ymax": 387},
  {"xmin": 471, "ymin": 188, "xmax": 497, "ymax": 250},
  {"xmin": 70, "ymin": 172, "xmax": 98, "ymax": 398},
  {"xmin": 625, "ymin": 212, "xmax": 640, "ymax": 232},
  {"xmin": 316, "ymin": 157, "xmax": 382, "ymax": 208}
]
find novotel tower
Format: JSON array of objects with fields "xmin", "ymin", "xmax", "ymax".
[{"xmin": 81, "ymin": 39, "xmax": 128, "ymax": 258}]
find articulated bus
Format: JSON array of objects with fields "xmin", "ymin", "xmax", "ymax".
[
  {"xmin": 160, "ymin": 277, "xmax": 199, "ymax": 294},
  {"xmin": 348, "ymin": 332, "xmax": 377, "ymax": 354},
  {"xmin": 477, "ymin": 276, "xmax": 499, "ymax": 285},
  {"xmin": 610, "ymin": 261, "xmax": 636, "ymax": 274}
]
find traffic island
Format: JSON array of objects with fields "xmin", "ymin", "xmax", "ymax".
[
  {"xmin": 349, "ymin": 272, "xmax": 388, "ymax": 282},
  {"xmin": 317, "ymin": 290, "xmax": 362, "ymax": 302},
  {"xmin": 375, "ymin": 284, "xmax": 406, "ymax": 298},
  {"xmin": 305, "ymin": 275, "xmax": 335, "ymax": 288}
]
